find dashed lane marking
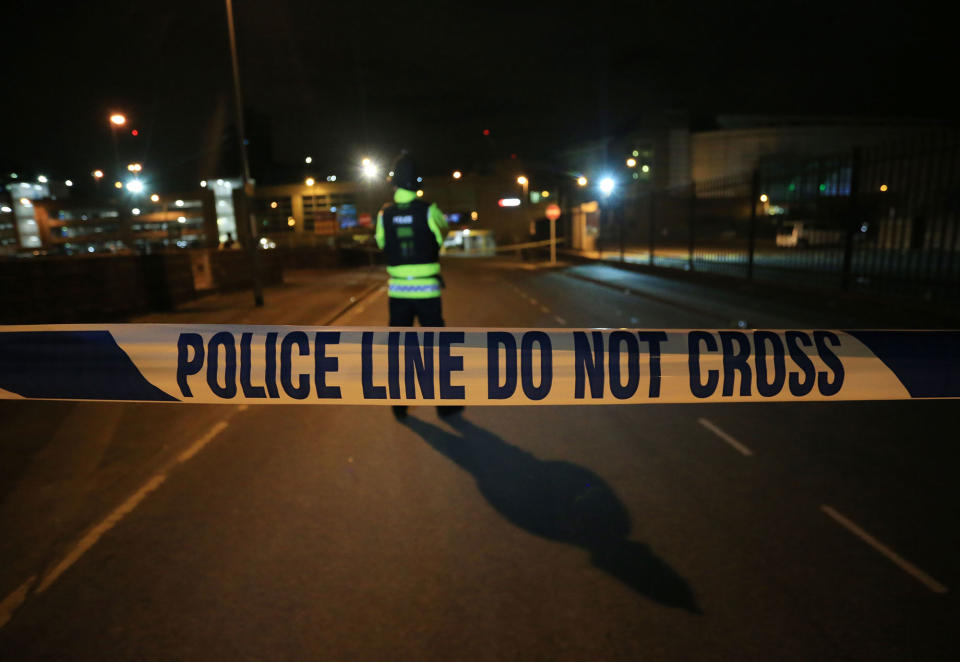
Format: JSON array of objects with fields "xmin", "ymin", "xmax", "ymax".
[
  {"xmin": 698, "ymin": 418, "xmax": 753, "ymax": 456},
  {"xmin": 821, "ymin": 505, "xmax": 948, "ymax": 594}
]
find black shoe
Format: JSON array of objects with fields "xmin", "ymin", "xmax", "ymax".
[
  {"xmin": 392, "ymin": 405, "xmax": 408, "ymax": 420},
  {"xmin": 437, "ymin": 405, "xmax": 464, "ymax": 418}
]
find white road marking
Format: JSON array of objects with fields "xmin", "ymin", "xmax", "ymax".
[
  {"xmin": 820, "ymin": 505, "xmax": 949, "ymax": 594},
  {"xmin": 177, "ymin": 420, "xmax": 230, "ymax": 463},
  {"xmin": 34, "ymin": 474, "xmax": 168, "ymax": 594},
  {"xmin": 0, "ymin": 576, "xmax": 36, "ymax": 629},
  {"xmin": 697, "ymin": 418, "xmax": 753, "ymax": 456},
  {"xmin": 553, "ymin": 315, "xmax": 567, "ymax": 325}
]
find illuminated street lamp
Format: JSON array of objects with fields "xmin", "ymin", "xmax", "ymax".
[
  {"xmin": 452, "ymin": 170, "xmax": 462, "ymax": 180},
  {"xmin": 599, "ymin": 177, "xmax": 615, "ymax": 196},
  {"xmin": 759, "ymin": 194, "xmax": 768, "ymax": 203},
  {"xmin": 626, "ymin": 158, "xmax": 637, "ymax": 168},
  {"xmin": 109, "ymin": 113, "xmax": 127, "ymax": 126},
  {"xmin": 114, "ymin": 181, "xmax": 123, "ymax": 189},
  {"xmin": 305, "ymin": 177, "xmax": 315, "ymax": 186},
  {"xmin": 125, "ymin": 179, "xmax": 144, "ymax": 194},
  {"xmin": 517, "ymin": 175, "xmax": 528, "ymax": 199},
  {"xmin": 305, "ymin": 156, "xmax": 312, "ymax": 164},
  {"xmin": 127, "ymin": 163, "xmax": 142, "ymax": 173},
  {"xmin": 37, "ymin": 175, "xmax": 48, "ymax": 183},
  {"xmin": 93, "ymin": 170, "xmax": 104, "ymax": 179},
  {"xmin": 150, "ymin": 194, "xmax": 160, "ymax": 202},
  {"xmin": 577, "ymin": 176, "xmax": 588, "ymax": 187},
  {"xmin": 361, "ymin": 159, "xmax": 378, "ymax": 179}
]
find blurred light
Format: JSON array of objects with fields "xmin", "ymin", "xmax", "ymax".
[
  {"xmin": 305, "ymin": 177, "xmax": 315, "ymax": 186},
  {"xmin": 131, "ymin": 129, "xmax": 138, "ymax": 136},
  {"xmin": 93, "ymin": 170, "xmax": 104, "ymax": 179},
  {"xmin": 577, "ymin": 176, "xmax": 588, "ymax": 186},
  {"xmin": 482, "ymin": 129, "xmax": 491, "ymax": 136},
  {"xmin": 270, "ymin": 201, "xmax": 278, "ymax": 209},
  {"xmin": 126, "ymin": 179, "xmax": 144, "ymax": 193},
  {"xmin": 632, "ymin": 150, "xmax": 639, "ymax": 157},
  {"xmin": 287, "ymin": 216, "xmax": 296, "ymax": 227},
  {"xmin": 0, "ymin": 206, "xmax": 11, "ymax": 213},
  {"xmin": 132, "ymin": 208, "xmax": 141, "ymax": 215},
  {"xmin": 9, "ymin": 173, "xmax": 17, "ymax": 179},
  {"xmin": 150, "ymin": 194, "xmax": 160, "ymax": 202},
  {"xmin": 361, "ymin": 160, "xmax": 378, "ymax": 179},
  {"xmin": 416, "ymin": 190, "xmax": 424, "ymax": 197},
  {"xmin": 463, "ymin": 228, "xmax": 471, "ymax": 236},
  {"xmin": 626, "ymin": 158, "xmax": 637, "ymax": 168},
  {"xmin": 498, "ymin": 198, "xmax": 521, "ymax": 207},
  {"xmin": 330, "ymin": 206, "xmax": 337, "ymax": 212},
  {"xmin": 305, "ymin": 156, "xmax": 313, "ymax": 164},
  {"xmin": 517, "ymin": 175, "xmax": 528, "ymax": 186},
  {"xmin": 599, "ymin": 177, "xmax": 615, "ymax": 196},
  {"xmin": 541, "ymin": 190, "xmax": 550, "ymax": 198},
  {"xmin": 175, "ymin": 199, "xmax": 184, "ymax": 207},
  {"xmin": 759, "ymin": 194, "xmax": 768, "ymax": 203},
  {"xmin": 114, "ymin": 181, "xmax": 123, "ymax": 189},
  {"xmin": 177, "ymin": 216, "xmax": 186, "ymax": 223},
  {"xmin": 452, "ymin": 170, "xmax": 462, "ymax": 179},
  {"xmin": 417, "ymin": 176, "xmax": 423, "ymax": 183},
  {"xmin": 361, "ymin": 157, "xmax": 371, "ymax": 167},
  {"xmin": 388, "ymin": 171, "xmax": 395, "ymax": 177},
  {"xmin": 65, "ymin": 179, "xmax": 73, "ymax": 187},
  {"xmin": 641, "ymin": 164, "xmax": 650, "ymax": 173},
  {"xmin": 37, "ymin": 175, "xmax": 48, "ymax": 183},
  {"xmin": 200, "ymin": 180, "xmax": 207, "ymax": 188},
  {"xmin": 109, "ymin": 113, "xmax": 126, "ymax": 126},
  {"xmin": 87, "ymin": 246, "xmax": 95, "ymax": 253},
  {"xmin": 880, "ymin": 184, "xmax": 888, "ymax": 192},
  {"xmin": 632, "ymin": 172, "xmax": 640, "ymax": 180},
  {"xmin": 860, "ymin": 223, "xmax": 869, "ymax": 233},
  {"xmin": 19, "ymin": 198, "xmax": 31, "ymax": 207},
  {"xmin": 327, "ymin": 175, "xmax": 337, "ymax": 182},
  {"xmin": 470, "ymin": 211, "xmax": 479, "ymax": 221},
  {"xmin": 126, "ymin": 163, "xmax": 142, "ymax": 173},
  {"xmin": 216, "ymin": 179, "xmax": 224, "ymax": 185}
]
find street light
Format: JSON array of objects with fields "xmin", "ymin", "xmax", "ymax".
[
  {"xmin": 305, "ymin": 156, "xmax": 312, "ymax": 164},
  {"xmin": 452, "ymin": 170, "xmax": 462, "ymax": 180},
  {"xmin": 126, "ymin": 163, "xmax": 142, "ymax": 173},
  {"xmin": 626, "ymin": 158, "xmax": 637, "ymax": 168},
  {"xmin": 125, "ymin": 179, "xmax": 144, "ymax": 194},
  {"xmin": 599, "ymin": 177, "xmax": 615, "ymax": 196},
  {"xmin": 109, "ymin": 113, "xmax": 126, "ymax": 126},
  {"xmin": 577, "ymin": 176, "xmax": 588, "ymax": 187},
  {"xmin": 150, "ymin": 194, "xmax": 160, "ymax": 202},
  {"xmin": 361, "ymin": 159, "xmax": 378, "ymax": 179},
  {"xmin": 93, "ymin": 170, "xmax": 104, "ymax": 179},
  {"xmin": 305, "ymin": 177, "xmax": 315, "ymax": 186},
  {"xmin": 517, "ymin": 175, "xmax": 528, "ymax": 199}
]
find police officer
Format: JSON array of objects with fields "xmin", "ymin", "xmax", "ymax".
[{"xmin": 376, "ymin": 152, "xmax": 462, "ymax": 420}]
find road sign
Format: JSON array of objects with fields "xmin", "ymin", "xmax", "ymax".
[{"xmin": 545, "ymin": 204, "xmax": 561, "ymax": 263}]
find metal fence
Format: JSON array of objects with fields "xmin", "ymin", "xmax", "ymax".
[{"xmin": 594, "ymin": 132, "xmax": 960, "ymax": 303}]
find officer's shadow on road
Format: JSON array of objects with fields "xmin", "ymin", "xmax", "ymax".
[{"xmin": 401, "ymin": 415, "xmax": 701, "ymax": 614}]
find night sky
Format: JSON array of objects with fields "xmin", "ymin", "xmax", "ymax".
[{"xmin": 2, "ymin": 0, "xmax": 956, "ymax": 189}]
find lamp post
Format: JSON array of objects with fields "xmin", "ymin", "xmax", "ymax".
[{"xmin": 225, "ymin": 0, "xmax": 264, "ymax": 306}]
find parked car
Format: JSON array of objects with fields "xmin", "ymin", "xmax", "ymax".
[{"xmin": 775, "ymin": 221, "xmax": 844, "ymax": 248}]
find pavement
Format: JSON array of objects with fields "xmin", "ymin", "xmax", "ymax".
[{"xmin": 0, "ymin": 258, "xmax": 957, "ymax": 661}]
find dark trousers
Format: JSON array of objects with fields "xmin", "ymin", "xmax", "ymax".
[{"xmin": 388, "ymin": 297, "xmax": 445, "ymax": 327}]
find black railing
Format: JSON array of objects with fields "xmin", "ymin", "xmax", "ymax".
[{"xmin": 592, "ymin": 132, "xmax": 960, "ymax": 303}]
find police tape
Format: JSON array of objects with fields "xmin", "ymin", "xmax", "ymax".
[{"xmin": 0, "ymin": 326, "xmax": 956, "ymax": 405}]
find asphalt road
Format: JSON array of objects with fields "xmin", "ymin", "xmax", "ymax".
[{"xmin": 1, "ymin": 258, "xmax": 957, "ymax": 661}]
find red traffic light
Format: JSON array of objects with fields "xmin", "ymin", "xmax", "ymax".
[
  {"xmin": 131, "ymin": 129, "xmax": 139, "ymax": 136},
  {"xmin": 482, "ymin": 129, "xmax": 491, "ymax": 136}
]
